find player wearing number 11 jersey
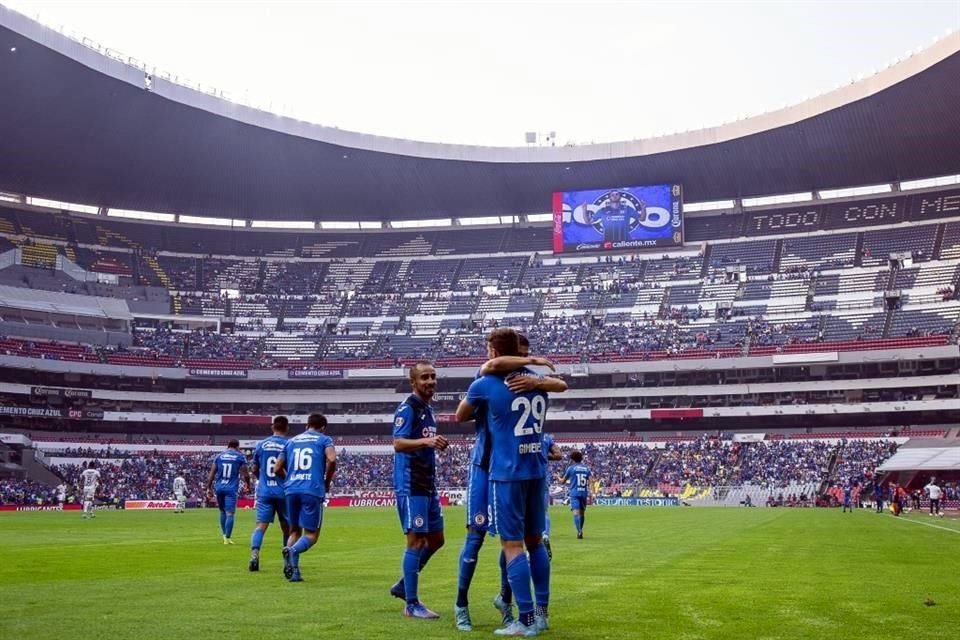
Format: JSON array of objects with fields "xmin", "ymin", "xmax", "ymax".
[
  {"xmin": 248, "ymin": 415, "xmax": 291, "ymax": 572},
  {"xmin": 206, "ymin": 440, "xmax": 250, "ymax": 544},
  {"xmin": 274, "ymin": 413, "xmax": 337, "ymax": 583}
]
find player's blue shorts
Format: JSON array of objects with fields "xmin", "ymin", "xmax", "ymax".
[
  {"xmin": 397, "ymin": 493, "xmax": 444, "ymax": 534},
  {"xmin": 490, "ymin": 478, "xmax": 547, "ymax": 541},
  {"xmin": 466, "ymin": 465, "xmax": 491, "ymax": 532},
  {"xmin": 215, "ymin": 490, "xmax": 237, "ymax": 513},
  {"xmin": 255, "ymin": 495, "xmax": 288, "ymax": 524},
  {"xmin": 286, "ymin": 493, "xmax": 324, "ymax": 531},
  {"xmin": 570, "ymin": 495, "xmax": 588, "ymax": 512}
]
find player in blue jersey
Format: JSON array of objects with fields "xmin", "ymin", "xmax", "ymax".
[
  {"xmin": 205, "ymin": 439, "xmax": 250, "ymax": 545},
  {"xmin": 562, "ymin": 451, "xmax": 592, "ymax": 539},
  {"xmin": 540, "ymin": 433, "xmax": 563, "ymax": 559},
  {"xmin": 593, "ymin": 190, "xmax": 643, "ymax": 243},
  {"xmin": 456, "ymin": 328, "xmax": 552, "ymax": 636},
  {"xmin": 390, "ymin": 360, "xmax": 448, "ymax": 620},
  {"xmin": 454, "ymin": 334, "xmax": 567, "ymax": 631},
  {"xmin": 842, "ymin": 481, "xmax": 854, "ymax": 513},
  {"xmin": 248, "ymin": 416, "xmax": 291, "ymax": 572},
  {"xmin": 273, "ymin": 413, "xmax": 337, "ymax": 582}
]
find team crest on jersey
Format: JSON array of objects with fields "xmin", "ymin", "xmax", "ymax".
[
  {"xmin": 414, "ymin": 515, "xmax": 425, "ymax": 528},
  {"xmin": 473, "ymin": 512, "xmax": 486, "ymax": 526},
  {"xmin": 395, "ymin": 416, "xmax": 405, "ymax": 427}
]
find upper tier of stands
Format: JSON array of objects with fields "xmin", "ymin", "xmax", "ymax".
[{"xmin": 0, "ymin": 188, "xmax": 959, "ymax": 370}]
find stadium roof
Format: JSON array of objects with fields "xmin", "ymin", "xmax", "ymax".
[
  {"xmin": 1, "ymin": 6, "xmax": 959, "ymax": 222},
  {"xmin": 877, "ymin": 447, "xmax": 960, "ymax": 472}
]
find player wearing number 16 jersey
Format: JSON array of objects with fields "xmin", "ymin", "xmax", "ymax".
[
  {"xmin": 206, "ymin": 440, "xmax": 250, "ymax": 544},
  {"xmin": 248, "ymin": 416, "xmax": 291, "ymax": 572},
  {"xmin": 562, "ymin": 451, "xmax": 591, "ymax": 539},
  {"xmin": 457, "ymin": 329, "xmax": 551, "ymax": 636},
  {"xmin": 274, "ymin": 413, "xmax": 337, "ymax": 583}
]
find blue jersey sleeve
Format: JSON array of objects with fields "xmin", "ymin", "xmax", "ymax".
[
  {"xmin": 393, "ymin": 404, "xmax": 414, "ymax": 439},
  {"xmin": 562, "ymin": 466, "xmax": 572, "ymax": 483},
  {"xmin": 465, "ymin": 376, "xmax": 490, "ymax": 408}
]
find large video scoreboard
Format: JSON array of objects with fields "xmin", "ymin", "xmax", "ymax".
[{"xmin": 552, "ymin": 183, "xmax": 683, "ymax": 254}]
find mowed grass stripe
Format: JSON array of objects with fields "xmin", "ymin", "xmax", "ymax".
[{"xmin": 0, "ymin": 507, "xmax": 956, "ymax": 640}]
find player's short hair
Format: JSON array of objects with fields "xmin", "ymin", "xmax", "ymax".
[
  {"xmin": 273, "ymin": 415, "xmax": 289, "ymax": 432},
  {"xmin": 570, "ymin": 450, "xmax": 583, "ymax": 463},
  {"xmin": 307, "ymin": 413, "xmax": 328, "ymax": 430},
  {"xmin": 487, "ymin": 328, "xmax": 520, "ymax": 357},
  {"xmin": 409, "ymin": 360, "xmax": 435, "ymax": 381},
  {"xmin": 87, "ymin": 460, "xmax": 96, "ymax": 469},
  {"xmin": 518, "ymin": 334, "xmax": 530, "ymax": 349},
  {"xmin": 227, "ymin": 439, "xmax": 240, "ymax": 449}
]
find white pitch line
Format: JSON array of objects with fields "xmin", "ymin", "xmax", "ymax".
[{"xmin": 893, "ymin": 515, "xmax": 960, "ymax": 535}]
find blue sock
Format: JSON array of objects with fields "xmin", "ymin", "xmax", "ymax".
[
  {"xmin": 251, "ymin": 528, "xmax": 264, "ymax": 551},
  {"xmin": 291, "ymin": 536, "xmax": 312, "ymax": 567},
  {"xmin": 456, "ymin": 531, "xmax": 485, "ymax": 607},
  {"xmin": 219, "ymin": 511, "xmax": 226, "ymax": 535},
  {"xmin": 506, "ymin": 554, "xmax": 534, "ymax": 626},
  {"xmin": 528, "ymin": 543, "xmax": 550, "ymax": 614},
  {"xmin": 573, "ymin": 514, "xmax": 582, "ymax": 534},
  {"xmin": 225, "ymin": 514, "xmax": 235, "ymax": 538},
  {"xmin": 402, "ymin": 548, "xmax": 422, "ymax": 604},
  {"xmin": 499, "ymin": 550, "xmax": 513, "ymax": 603}
]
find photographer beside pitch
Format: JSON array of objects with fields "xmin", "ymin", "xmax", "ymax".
[{"xmin": 456, "ymin": 328, "xmax": 554, "ymax": 637}]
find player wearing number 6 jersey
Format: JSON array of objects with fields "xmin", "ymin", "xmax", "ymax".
[
  {"xmin": 273, "ymin": 413, "xmax": 337, "ymax": 582},
  {"xmin": 562, "ymin": 451, "xmax": 591, "ymax": 539},
  {"xmin": 206, "ymin": 440, "xmax": 250, "ymax": 544},
  {"xmin": 457, "ymin": 328, "xmax": 552, "ymax": 637},
  {"xmin": 248, "ymin": 416, "xmax": 292, "ymax": 572}
]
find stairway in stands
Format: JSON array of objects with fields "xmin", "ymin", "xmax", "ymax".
[
  {"xmin": 20, "ymin": 243, "xmax": 58, "ymax": 269},
  {"xmin": 142, "ymin": 255, "xmax": 173, "ymax": 289}
]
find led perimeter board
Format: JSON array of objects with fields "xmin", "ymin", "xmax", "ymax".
[{"xmin": 553, "ymin": 183, "xmax": 683, "ymax": 254}]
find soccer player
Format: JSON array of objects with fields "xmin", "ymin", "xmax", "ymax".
[
  {"xmin": 593, "ymin": 190, "xmax": 644, "ymax": 244},
  {"xmin": 562, "ymin": 451, "xmax": 591, "ymax": 539},
  {"xmin": 390, "ymin": 360, "xmax": 448, "ymax": 620},
  {"xmin": 56, "ymin": 482, "xmax": 67, "ymax": 506},
  {"xmin": 454, "ymin": 336, "xmax": 567, "ymax": 631},
  {"xmin": 248, "ymin": 416, "xmax": 292, "ymax": 571},
  {"xmin": 273, "ymin": 413, "xmax": 336, "ymax": 582},
  {"xmin": 925, "ymin": 478, "xmax": 944, "ymax": 517},
  {"xmin": 541, "ymin": 433, "xmax": 563, "ymax": 559},
  {"xmin": 456, "ymin": 328, "xmax": 552, "ymax": 636},
  {"xmin": 173, "ymin": 474, "xmax": 187, "ymax": 513},
  {"xmin": 841, "ymin": 482, "xmax": 853, "ymax": 513},
  {"xmin": 206, "ymin": 439, "xmax": 250, "ymax": 544},
  {"xmin": 873, "ymin": 482, "xmax": 884, "ymax": 513},
  {"xmin": 80, "ymin": 461, "xmax": 100, "ymax": 519}
]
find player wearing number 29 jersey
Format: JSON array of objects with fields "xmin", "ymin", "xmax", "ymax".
[
  {"xmin": 457, "ymin": 328, "xmax": 551, "ymax": 636},
  {"xmin": 248, "ymin": 416, "xmax": 291, "ymax": 572}
]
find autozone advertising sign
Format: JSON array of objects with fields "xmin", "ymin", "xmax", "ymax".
[{"xmin": 124, "ymin": 500, "xmax": 178, "ymax": 510}]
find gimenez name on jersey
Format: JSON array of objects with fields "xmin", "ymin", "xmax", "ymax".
[{"xmin": 518, "ymin": 441, "xmax": 543, "ymax": 455}]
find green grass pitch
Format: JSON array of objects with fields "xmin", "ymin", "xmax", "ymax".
[{"xmin": 1, "ymin": 506, "xmax": 957, "ymax": 639}]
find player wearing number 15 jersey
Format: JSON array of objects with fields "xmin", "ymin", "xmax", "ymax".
[
  {"xmin": 274, "ymin": 413, "xmax": 337, "ymax": 583},
  {"xmin": 457, "ymin": 329, "xmax": 551, "ymax": 636},
  {"xmin": 248, "ymin": 415, "xmax": 291, "ymax": 572},
  {"xmin": 562, "ymin": 451, "xmax": 591, "ymax": 539},
  {"xmin": 206, "ymin": 440, "xmax": 249, "ymax": 544}
]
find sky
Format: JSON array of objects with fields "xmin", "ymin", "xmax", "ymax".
[{"xmin": 3, "ymin": 0, "xmax": 960, "ymax": 147}]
